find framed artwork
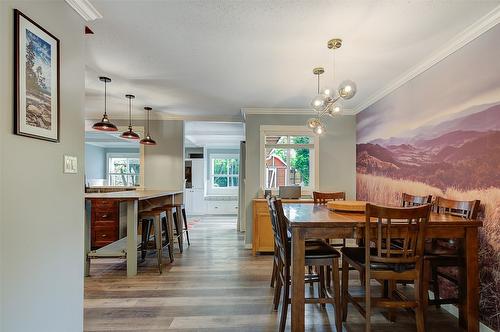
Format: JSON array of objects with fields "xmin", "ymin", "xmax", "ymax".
[{"xmin": 14, "ymin": 9, "xmax": 60, "ymax": 142}]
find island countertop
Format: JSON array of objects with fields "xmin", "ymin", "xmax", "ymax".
[{"xmin": 85, "ymin": 189, "xmax": 183, "ymax": 200}]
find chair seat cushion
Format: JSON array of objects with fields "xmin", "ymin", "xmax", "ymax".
[
  {"xmin": 341, "ymin": 247, "xmax": 415, "ymax": 272},
  {"xmin": 285, "ymin": 239, "xmax": 340, "ymax": 259},
  {"xmin": 424, "ymin": 239, "xmax": 460, "ymax": 255}
]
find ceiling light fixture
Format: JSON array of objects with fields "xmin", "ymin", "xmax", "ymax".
[
  {"xmin": 307, "ymin": 38, "xmax": 357, "ymax": 134},
  {"xmin": 140, "ymin": 107, "xmax": 157, "ymax": 145},
  {"xmin": 121, "ymin": 94, "xmax": 140, "ymax": 139},
  {"xmin": 92, "ymin": 76, "xmax": 118, "ymax": 131}
]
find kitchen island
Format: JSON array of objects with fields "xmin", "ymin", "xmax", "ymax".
[{"xmin": 84, "ymin": 189, "xmax": 183, "ymax": 277}]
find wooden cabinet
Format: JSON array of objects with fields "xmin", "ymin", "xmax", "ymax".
[
  {"xmin": 91, "ymin": 200, "xmax": 119, "ymax": 249},
  {"xmin": 252, "ymin": 198, "xmax": 314, "ymax": 255}
]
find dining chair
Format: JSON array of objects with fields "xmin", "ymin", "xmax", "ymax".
[
  {"xmin": 312, "ymin": 191, "xmax": 347, "ymax": 286},
  {"xmin": 402, "ymin": 193, "xmax": 432, "ymax": 207},
  {"xmin": 425, "ymin": 197, "xmax": 480, "ymax": 309},
  {"xmin": 341, "ymin": 203, "xmax": 432, "ymax": 332},
  {"xmin": 270, "ymin": 197, "xmax": 342, "ymax": 332},
  {"xmin": 313, "ymin": 191, "xmax": 346, "ymax": 204}
]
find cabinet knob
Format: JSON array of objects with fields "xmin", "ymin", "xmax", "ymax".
[
  {"xmin": 101, "ymin": 234, "xmax": 107, "ymax": 238},
  {"xmin": 102, "ymin": 214, "xmax": 108, "ymax": 218}
]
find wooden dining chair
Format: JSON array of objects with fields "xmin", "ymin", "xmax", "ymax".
[
  {"xmin": 313, "ymin": 191, "xmax": 346, "ymax": 204},
  {"xmin": 402, "ymin": 193, "xmax": 432, "ymax": 207},
  {"xmin": 425, "ymin": 197, "xmax": 480, "ymax": 309},
  {"xmin": 341, "ymin": 203, "xmax": 432, "ymax": 332},
  {"xmin": 270, "ymin": 197, "xmax": 342, "ymax": 332}
]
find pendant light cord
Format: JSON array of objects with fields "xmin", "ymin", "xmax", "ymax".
[
  {"xmin": 104, "ymin": 81, "xmax": 107, "ymax": 116},
  {"xmin": 128, "ymin": 97, "xmax": 132, "ymax": 127},
  {"xmin": 146, "ymin": 108, "xmax": 150, "ymax": 136},
  {"xmin": 317, "ymin": 73, "xmax": 320, "ymax": 94}
]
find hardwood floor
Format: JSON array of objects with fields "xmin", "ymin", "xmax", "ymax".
[{"xmin": 84, "ymin": 216, "xmax": 464, "ymax": 331}]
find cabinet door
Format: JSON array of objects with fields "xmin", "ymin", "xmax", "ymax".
[
  {"xmin": 191, "ymin": 189, "xmax": 206, "ymax": 214},
  {"xmin": 191, "ymin": 159, "xmax": 205, "ymax": 189}
]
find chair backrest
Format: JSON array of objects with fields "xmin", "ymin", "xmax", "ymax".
[
  {"xmin": 401, "ymin": 193, "xmax": 432, "ymax": 207},
  {"xmin": 364, "ymin": 203, "xmax": 431, "ymax": 267},
  {"xmin": 266, "ymin": 196, "xmax": 281, "ymax": 248},
  {"xmin": 313, "ymin": 191, "xmax": 346, "ymax": 204},
  {"xmin": 434, "ymin": 196, "xmax": 480, "ymax": 219},
  {"xmin": 270, "ymin": 198, "xmax": 290, "ymax": 262}
]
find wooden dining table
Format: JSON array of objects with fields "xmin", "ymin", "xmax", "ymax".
[{"xmin": 283, "ymin": 203, "xmax": 482, "ymax": 332}]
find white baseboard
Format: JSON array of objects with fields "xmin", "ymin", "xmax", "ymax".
[{"xmin": 244, "ymin": 243, "xmax": 252, "ymax": 250}]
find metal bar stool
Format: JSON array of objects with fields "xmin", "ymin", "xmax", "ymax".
[
  {"xmin": 151, "ymin": 205, "xmax": 185, "ymax": 253},
  {"xmin": 139, "ymin": 209, "xmax": 174, "ymax": 273}
]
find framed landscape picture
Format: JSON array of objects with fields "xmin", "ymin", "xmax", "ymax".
[{"xmin": 14, "ymin": 9, "xmax": 60, "ymax": 142}]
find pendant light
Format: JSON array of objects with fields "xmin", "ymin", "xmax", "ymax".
[
  {"xmin": 120, "ymin": 94, "xmax": 140, "ymax": 139},
  {"xmin": 92, "ymin": 76, "xmax": 118, "ymax": 131},
  {"xmin": 140, "ymin": 106, "xmax": 156, "ymax": 145}
]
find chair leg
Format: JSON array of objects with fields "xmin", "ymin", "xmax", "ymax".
[
  {"xmin": 431, "ymin": 263, "xmax": 441, "ymax": 308},
  {"xmin": 279, "ymin": 265, "xmax": 290, "ymax": 332},
  {"xmin": 341, "ymin": 259, "xmax": 349, "ymax": 322},
  {"xmin": 365, "ymin": 271, "xmax": 371, "ymax": 332},
  {"xmin": 319, "ymin": 266, "xmax": 326, "ymax": 308},
  {"xmin": 162, "ymin": 216, "xmax": 174, "ymax": 263},
  {"xmin": 182, "ymin": 207, "xmax": 190, "ymax": 246},
  {"xmin": 141, "ymin": 219, "xmax": 151, "ymax": 260},
  {"xmin": 332, "ymin": 258, "xmax": 342, "ymax": 332},
  {"xmin": 153, "ymin": 215, "xmax": 163, "ymax": 274},
  {"xmin": 273, "ymin": 260, "xmax": 283, "ymax": 311},
  {"xmin": 271, "ymin": 247, "xmax": 277, "ymax": 288},
  {"xmin": 387, "ymin": 280, "xmax": 397, "ymax": 322},
  {"xmin": 414, "ymin": 276, "xmax": 426, "ymax": 332},
  {"xmin": 326, "ymin": 265, "xmax": 331, "ymax": 288}
]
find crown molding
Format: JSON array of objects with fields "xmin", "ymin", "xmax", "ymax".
[
  {"xmin": 65, "ymin": 0, "xmax": 102, "ymax": 21},
  {"xmin": 353, "ymin": 4, "xmax": 500, "ymax": 114},
  {"xmin": 241, "ymin": 107, "xmax": 356, "ymax": 120}
]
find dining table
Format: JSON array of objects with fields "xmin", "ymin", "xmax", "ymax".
[{"xmin": 283, "ymin": 203, "xmax": 482, "ymax": 332}]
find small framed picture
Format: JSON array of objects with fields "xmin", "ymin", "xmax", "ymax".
[{"xmin": 14, "ymin": 9, "xmax": 60, "ymax": 142}]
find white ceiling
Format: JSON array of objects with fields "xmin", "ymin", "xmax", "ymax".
[
  {"xmin": 83, "ymin": 1, "xmax": 499, "ymax": 120},
  {"xmin": 184, "ymin": 121, "xmax": 244, "ymax": 148}
]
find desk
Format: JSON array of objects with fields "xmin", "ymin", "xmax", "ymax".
[
  {"xmin": 84, "ymin": 190, "xmax": 183, "ymax": 277},
  {"xmin": 283, "ymin": 203, "xmax": 482, "ymax": 332}
]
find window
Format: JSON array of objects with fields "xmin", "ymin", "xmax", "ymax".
[
  {"xmin": 107, "ymin": 153, "xmax": 140, "ymax": 186},
  {"xmin": 261, "ymin": 126, "xmax": 318, "ymax": 192},
  {"xmin": 210, "ymin": 155, "xmax": 239, "ymax": 189}
]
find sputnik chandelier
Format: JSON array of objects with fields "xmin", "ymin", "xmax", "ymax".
[{"xmin": 307, "ymin": 38, "xmax": 357, "ymax": 134}]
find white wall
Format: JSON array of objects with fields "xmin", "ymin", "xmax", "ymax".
[
  {"xmin": 244, "ymin": 114, "xmax": 356, "ymax": 245},
  {"xmin": 0, "ymin": 1, "xmax": 85, "ymax": 332}
]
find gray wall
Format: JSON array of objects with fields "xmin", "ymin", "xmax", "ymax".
[
  {"xmin": 85, "ymin": 145, "xmax": 140, "ymax": 181},
  {"xmin": 244, "ymin": 114, "xmax": 356, "ymax": 245},
  {"xmin": 1, "ymin": 1, "xmax": 85, "ymax": 331},
  {"xmin": 89, "ymin": 119, "xmax": 184, "ymax": 190},
  {"xmin": 85, "ymin": 144, "xmax": 106, "ymax": 180}
]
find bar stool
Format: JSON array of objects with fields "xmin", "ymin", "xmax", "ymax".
[
  {"xmin": 173, "ymin": 203, "xmax": 190, "ymax": 246},
  {"xmin": 139, "ymin": 209, "xmax": 174, "ymax": 273},
  {"xmin": 151, "ymin": 205, "xmax": 185, "ymax": 253}
]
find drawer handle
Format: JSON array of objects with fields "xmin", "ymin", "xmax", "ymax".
[
  {"xmin": 101, "ymin": 234, "xmax": 108, "ymax": 238},
  {"xmin": 102, "ymin": 214, "xmax": 108, "ymax": 218}
]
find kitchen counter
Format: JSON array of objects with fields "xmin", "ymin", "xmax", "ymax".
[{"xmin": 85, "ymin": 189, "xmax": 183, "ymax": 200}]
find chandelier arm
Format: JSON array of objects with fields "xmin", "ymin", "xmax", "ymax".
[{"xmin": 318, "ymin": 96, "xmax": 341, "ymax": 117}]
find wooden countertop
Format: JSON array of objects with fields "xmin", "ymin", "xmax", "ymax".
[
  {"xmin": 85, "ymin": 189, "xmax": 183, "ymax": 201},
  {"xmin": 253, "ymin": 198, "xmax": 314, "ymax": 203}
]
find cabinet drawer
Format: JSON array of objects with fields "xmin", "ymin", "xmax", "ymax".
[
  {"xmin": 93, "ymin": 211, "xmax": 118, "ymax": 223},
  {"xmin": 94, "ymin": 226, "xmax": 118, "ymax": 242},
  {"xmin": 93, "ymin": 200, "xmax": 118, "ymax": 213}
]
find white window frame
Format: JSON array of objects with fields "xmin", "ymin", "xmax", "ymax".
[
  {"xmin": 260, "ymin": 125, "xmax": 319, "ymax": 195},
  {"xmin": 106, "ymin": 153, "xmax": 141, "ymax": 187},
  {"xmin": 207, "ymin": 153, "xmax": 240, "ymax": 195}
]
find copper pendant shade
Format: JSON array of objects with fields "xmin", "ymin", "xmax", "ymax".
[
  {"xmin": 140, "ymin": 107, "xmax": 157, "ymax": 145},
  {"xmin": 92, "ymin": 76, "xmax": 118, "ymax": 131},
  {"xmin": 120, "ymin": 94, "xmax": 140, "ymax": 139}
]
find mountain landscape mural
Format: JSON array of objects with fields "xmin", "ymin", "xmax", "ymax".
[{"xmin": 356, "ymin": 24, "xmax": 500, "ymax": 330}]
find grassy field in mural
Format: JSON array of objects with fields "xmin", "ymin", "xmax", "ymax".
[{"xmin": 357, "ymin": 173, "xmax": 500, "ymax": 329}]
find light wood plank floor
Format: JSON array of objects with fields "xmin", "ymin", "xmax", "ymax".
[{"xmin": 84, "ymin": 216, "xmax": 464, "ymax": 331}]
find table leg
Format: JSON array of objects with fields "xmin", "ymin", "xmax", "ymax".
[
  {"xmin": 291, "ymin": 227, "xmax": 305, "ymax": 331},
  {"xmin": 462, "ymin": 227, "xmax": 479, "ymax": 332},
  {"xmin": 126, "ymin": 200, "xmax": 138, "ymax": 277}
]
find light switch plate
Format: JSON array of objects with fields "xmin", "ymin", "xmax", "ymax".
[{"xmin": 64, "ymin": 155, "xmax": 78, "ymax": 174}]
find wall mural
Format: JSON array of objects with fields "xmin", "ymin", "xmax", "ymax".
[{"xmin": 356, "ymin": 24, "xmax": 500, "ymax": 330}]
